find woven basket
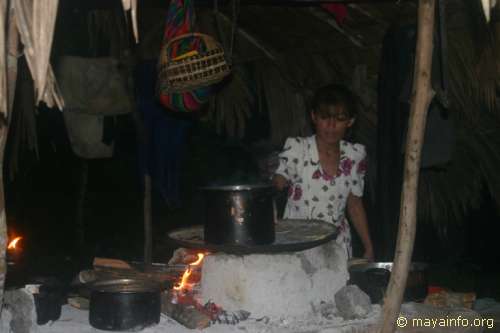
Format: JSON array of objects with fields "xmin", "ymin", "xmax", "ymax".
[{"xmin": 158, "ymin": 33, "xmax": 231, "ymax": 94}]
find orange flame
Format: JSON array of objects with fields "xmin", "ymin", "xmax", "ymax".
[
  {"xmin": 173, "ymin": 268, "xmax": 193, "ymax": 291},
  {"xmin": 173, "ymin": 253, "xmax": 206, "ymax": 292},
  {"xmin": 7, "ymin": 237, "xmax": 22, "ymax": 250},
  {"xmin": 191, "ymin": 253, "xmax": 205, "ymax": 266}
]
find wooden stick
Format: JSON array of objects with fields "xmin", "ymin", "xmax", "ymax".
[
  {"xmin": 93, "ymin": 257, "xmax": 134, "ymax": 270},
  {"xmin": 144, "ymin": 173, "xmax": 153, "ymax": 269},
  {"xmin": 75, "ymin": 160, "xmax": 88, "ymax": 248},
  {"xmin": 378, "ymin": 1, "xmax": 436, "ymax": 333}
]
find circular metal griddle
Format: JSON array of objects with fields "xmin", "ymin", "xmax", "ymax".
[{"xmin": 167, "ymin": 219, "xmax": 338, "ymax": 254}]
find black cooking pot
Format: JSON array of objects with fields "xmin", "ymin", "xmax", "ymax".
[
  {"xmin": 201, "ymin": 184, "xmax": 275, "ymax": 245},
  {"xmin": 89, "ymin": 279, "xmax": 161, "ymax": 331},
  {"xmin": 348, "ymin": 262, "xmax": 428, "ymax": 304}
]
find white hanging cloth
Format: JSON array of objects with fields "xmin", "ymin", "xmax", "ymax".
[
  {"xmin": 121, "ymin": 0, "xmax": 139, "ymax": 43},
  {"xmin": 14, "ymin": 0, "xmax": 64, "ymax": 109},
  {"xmin": 0, "ymin": 1, "xmax": 8, "ymax": 118},
  {"xmin": 481, "ymin": 0, "xmax": 497, "ymax": 22}
]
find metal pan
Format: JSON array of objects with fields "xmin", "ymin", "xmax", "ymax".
[
  {"xmin": 348, "ymin": 262, "xmax": 429, "ymax": 304},
  {"xmin": 89, "ymin": 279, "xmax": 161, "ymax": 331}
]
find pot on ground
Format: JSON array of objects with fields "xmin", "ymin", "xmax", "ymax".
[
  {"xmin": 89, "ymin": 278, "xmax": 161, "ymax": 331},
  {"xmin": 348, "ymin": 262, "xmax": 428, "ymax": 304}
]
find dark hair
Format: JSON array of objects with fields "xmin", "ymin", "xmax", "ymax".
[{"xmin": 311, "ymin": 84, "xmax": 358, "ymax": 119}]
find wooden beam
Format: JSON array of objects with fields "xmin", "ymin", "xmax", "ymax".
[
  {"xmin": 378, "ymin": 1, "xmax": 436, "ymax": 333},
  {"xmin": 216, "ymin": 12, "xmax": 279, "ymax": 61},
  {"xmin": 348, "ymin": 4, "xmax": 388, "ymax": 25},
  {"xmin": 308, "ymin": 7, "xmax": 364, "ymax": 48}
]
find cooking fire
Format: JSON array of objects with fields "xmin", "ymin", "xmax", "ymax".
[{"xmin": 173, "ymin": 252, "xmax": 205, "ymax": 293}]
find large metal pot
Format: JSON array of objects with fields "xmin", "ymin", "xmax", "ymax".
[
  {"xmin": 201, "ymin": 184, "xmax": 275, "ymax": 245},
  {"xmin": 89, "ymin": 279, "xmax": 161, "ymax": 331},
  {"xmin": 348, "ymin": 262, "xmax": 428, "ymax": 304}
]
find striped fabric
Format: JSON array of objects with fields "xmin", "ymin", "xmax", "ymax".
[{"xmin": 158, "ymin": 0, "xmax": 211, "ymax": 112}]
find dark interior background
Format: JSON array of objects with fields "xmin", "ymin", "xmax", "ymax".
[{"xmin": 3, "ymin": 0, "xmax": 500, "ymax": 300}]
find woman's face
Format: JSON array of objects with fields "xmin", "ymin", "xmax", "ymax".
[{"xmin": 311, "ymin": 104, "xmax": 354, "ymax": 145}]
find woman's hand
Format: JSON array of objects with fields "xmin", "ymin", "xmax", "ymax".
[{"xmin": 363, "ymin": 246, "xmax": 374, "ymax": 262}]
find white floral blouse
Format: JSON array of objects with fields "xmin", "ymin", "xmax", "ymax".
[{"xmin": 275, "ymin": 135, "xmax": 367, "ymax": 258}]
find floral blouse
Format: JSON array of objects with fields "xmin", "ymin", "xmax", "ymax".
[{"xmin": 275, "ymin": 135, "xmax": 367, "ymax": 258}]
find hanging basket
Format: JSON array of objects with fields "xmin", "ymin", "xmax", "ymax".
[{"xmin": 157, "ymin": 32, "xmax": 231, "ymax": 94}]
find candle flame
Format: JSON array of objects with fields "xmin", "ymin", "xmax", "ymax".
[{"xmin": 7, "ymin": 237, "xmax": 22, "ymax": 250}]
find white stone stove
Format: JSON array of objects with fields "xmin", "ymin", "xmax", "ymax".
[{"xmin": 200, "ymin": 241, "xmax": 349, "ymax": 320}]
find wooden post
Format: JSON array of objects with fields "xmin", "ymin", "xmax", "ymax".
[
  {"xmin": 0, "ymin": 4, "xmax": 19, "ymax": 309},
  {"xmin": 379, "ymin": 1, "xmax": 436, "ymax": 333},
  {"xmin": 144, "ymin": 173, "xmax": 153, "ymax": 268},
  {"xmin": 75, "ymin": 160, "xmax": 89, "ymax": 248},
  {"xmin": 131, "ymin": 109, "xmax": 153, "ymax": 270}
]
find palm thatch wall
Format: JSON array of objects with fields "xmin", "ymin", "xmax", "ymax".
[
  {"xmin": 54, "ymin": 0, "xmax": 500, "ymax": 231},
  {"xmin": 193, "ymin": 0, "xmax": 500, "ymax": 231}
]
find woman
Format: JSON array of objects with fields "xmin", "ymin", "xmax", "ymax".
[{"xmin": 272, "ymin": 84, "xmax": 374, "ymax": 260}]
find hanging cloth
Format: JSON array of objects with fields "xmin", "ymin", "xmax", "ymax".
[{"xmin": 157, "ymin": 0, "xmax": 214, "ymax": 112}]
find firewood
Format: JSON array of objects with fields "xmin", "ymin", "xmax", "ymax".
[
  {"xmin": 161, "ymin": 293, "xmax": 211, "ymax": 329},
  {"xmin": 93, "ymin": 257, "xmax": 133, "ymax": 270},
  {"xmin": 85, "ymin": 257, "xmax": 187, "ymax": 286}
]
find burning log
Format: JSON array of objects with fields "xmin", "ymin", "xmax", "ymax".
[
  {"xmin": 93, "ymin": 257, "xmax": 134, "ymax": 270},
  {"xmin": 161, "ymin": 291, "xmax": 250, "ymax": 329},
  {"xmin": 161, "ymin": 292, "xmax": 212, "ymax": 329},
  {"xmin": 168, "ymin": 247, "xmax": 206, "ymax": 265}
]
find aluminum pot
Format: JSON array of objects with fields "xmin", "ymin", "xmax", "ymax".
[
  {"xmin": 348, "ymin": 262, "xmax": 428, "ymax": 304},
  {"xmin": 89, "ymin": 279, "xmax": 161, "ymax": 331},
  {"xmin": 201, "ymin": 184, "xmax": 275, "ymax": 245}
]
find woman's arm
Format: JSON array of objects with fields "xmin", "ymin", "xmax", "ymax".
[
  {"xmin": 347, "ymin": 193, "xmax": 374, "ymax": 260},
  {"xmin": 272, "ymin": 174, "xmax": 288, "ymax": 191}
]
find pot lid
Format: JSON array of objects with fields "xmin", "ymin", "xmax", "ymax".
[
  {"xmin": 167, "ymin": 219, "xmax": 338, "ymax": 254},
  {"xmin": 90, "ymin": 278, "xmax": 161, "ymax": 293}
]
